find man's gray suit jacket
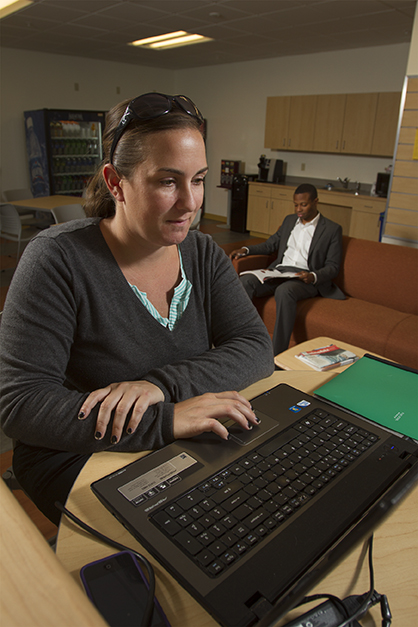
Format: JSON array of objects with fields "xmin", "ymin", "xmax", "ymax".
[{"xmin": 246, "ymin": 213, "xmax": 345, "ymax": 300}]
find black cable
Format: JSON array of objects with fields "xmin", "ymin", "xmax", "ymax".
[
  {"xmin": 336, "ymin": 535, "xmax": 376, "ymax": 627},
  {"xmin": 289, "ymin": 535, "xmax": 391, "ymax": 627},
  {"xmin": 55, "ymin": 501, "xmax": 156, "ymax": 627}
]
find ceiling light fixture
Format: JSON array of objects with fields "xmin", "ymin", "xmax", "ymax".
[
  {"xmin": 130, "ymin": 30, "xmax": 213, "ymax": 50},
  {"xmin": 0, "ymin": 0, "xmax": 33, "ymax": 19}
]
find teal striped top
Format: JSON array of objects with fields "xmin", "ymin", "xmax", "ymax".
[{"xmin": 130, "ymin": 249, "xmax": 192, "ymax": 331}]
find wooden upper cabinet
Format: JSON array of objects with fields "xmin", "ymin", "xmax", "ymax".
[
  {"xmin": 265, "ymin": 91, "xmax": 400, "ymax": 157},
  {"xmin": 287, "ymin": 95, "xmax": 317, "ymax": 151},
  {"xmin": 341, "ymin": 93, "xmax": 378, "ymax": 154},
  {"xmin": 313, "ymin": 94, "xmax": 346, "ymax": 152},
  {"xmin": 264, "ymin": 96, "xmax": 290, "ymax": 149},
  {"xmin": 371, "ymin": 92, "xmax": 402, "ymax": 156}
]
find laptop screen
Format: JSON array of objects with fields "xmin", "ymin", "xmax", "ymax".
[{"xmin": 314, "ymin": 354, "xmax": 418, "ymax": 440}]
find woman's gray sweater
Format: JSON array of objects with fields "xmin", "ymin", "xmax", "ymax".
[{"xmin": 0, "ymin": 219, "xmax": 274, "ymax": 454}]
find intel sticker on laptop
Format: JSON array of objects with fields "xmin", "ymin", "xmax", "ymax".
[{"xmin": 297, "ymin": 400, "xmax": 311, "ymax": 407}]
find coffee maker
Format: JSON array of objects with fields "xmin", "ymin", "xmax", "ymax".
[{"xmin": 258, "ymin": 155, "xmax": 286, "ymax": 183}]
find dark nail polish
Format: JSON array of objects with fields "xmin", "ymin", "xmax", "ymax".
[
  {"xmin": 94, "ymin": 431, "xmax": 102, "ymax": 440},
  {"xmin": 247, "ymin": 421, "xmax": 253, "ymax": 430},
  {"xmin": 227, "ymin": 433, "xmax": 231, "ymax": 440},
  {"xmin": 111, "ymin": 435, "xmax": 118, "ymax": 444},
  {"xmin": 127, "ymin": 427, "xmax": 133, "ymax": 434},
  {"xmin": 255, "ymin": 416, "xmax": 261, "ymax": 424},
  {"xmin": 78, "ymin": 411, "xmax": 85, "ymax": 420}
]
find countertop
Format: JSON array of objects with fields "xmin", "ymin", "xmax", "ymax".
[{"xmin": 248, "ymin": 175, "xmax": 382, "ymax": 199}]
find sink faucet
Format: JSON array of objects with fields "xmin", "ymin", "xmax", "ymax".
[{"xmin": 338, "ymin": 177, "xmax": 350, "ymax": 189}]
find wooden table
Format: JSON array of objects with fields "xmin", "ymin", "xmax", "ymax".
[
  {"xmin": 12, "ymin": 195, "xmax": 85, "ymax": 213},
  {"xmin": 0, "ymin": 480, "xmax": 107, "ymax": 627},
  {"xmin": 275, "ymin": 336, "xmax": 381, "ymax": 372},
  {"xmin": 56, "ymin": 370, "xmax": 418, "ymax": 627}
]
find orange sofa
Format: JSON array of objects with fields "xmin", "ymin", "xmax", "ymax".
[{"xmin": 232, "ymin": 236, "xmax": 418, "ymax": 369}]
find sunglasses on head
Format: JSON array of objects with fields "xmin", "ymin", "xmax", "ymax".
[{"xmin": 109, "ymin": 92, "xmax": 204, "ymax": 165}]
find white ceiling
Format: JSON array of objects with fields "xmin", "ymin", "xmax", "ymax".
[{"xmin": 0, "ymin": 0, "xmax": 416, "ymax": 69}]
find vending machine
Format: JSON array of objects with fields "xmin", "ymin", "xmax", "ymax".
[{"xmin": 23, "ymin": 108, "xmax": 106, "ymax": 197}]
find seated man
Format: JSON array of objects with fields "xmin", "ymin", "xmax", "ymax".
[{"xmin": 230, "ymin": 183, "xmax": 345, "ymax": 355}]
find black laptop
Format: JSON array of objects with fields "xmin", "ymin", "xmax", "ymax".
[{"xmin": 91, "ymin": 357, "xmax": 418, "ymax": 627}]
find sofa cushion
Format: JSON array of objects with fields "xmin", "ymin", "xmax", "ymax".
[
  {"xmin": 252, "ymin": 294, "xmax": 417, "ymax": 369},
  {"xmin": 385, "ymin": 315, "xmax": 418, "ymax": 369},
  {"xmin": 335, "ymin": 237, "xmax": 418, "ymax": 316},
  {"xmin": 292, "ymin": 296, "xmax": 413, "ymax": 358}
]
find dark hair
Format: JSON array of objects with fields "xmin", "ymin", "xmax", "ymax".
[
  {"xmin": 84, "ymin": 97, "xmax": 205, "ymax": 218},
  {"xmin": 294, "ymin": 183, "xmax": 318, "ymax": 201}
]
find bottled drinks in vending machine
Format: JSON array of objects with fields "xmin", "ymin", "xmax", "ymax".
[{"xmin": 49, "ymin": 120, "xmax": 102, "ymax": 195}]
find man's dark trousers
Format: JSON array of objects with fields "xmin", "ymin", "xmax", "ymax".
[{"xmin": 240, "ymin": 274, "xmax": 318, "ymax": 355}]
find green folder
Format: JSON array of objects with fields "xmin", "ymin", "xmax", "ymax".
[{"xmin": 314, "ymin": 355, "xmax": 418, "ymax": 440}]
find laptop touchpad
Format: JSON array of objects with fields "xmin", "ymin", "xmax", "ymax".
[{"xmin": 220, "ymin": 410, "xmax": 279, "ymax": 446}]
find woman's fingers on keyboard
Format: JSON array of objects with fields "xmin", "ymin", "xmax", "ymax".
[{"xmin": 173, "ymin": 391, "xmax": 257, "ymax": 440}]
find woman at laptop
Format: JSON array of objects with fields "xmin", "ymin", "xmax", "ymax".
[{"xmin": 0, "ymin": 94, "xmax": 274, "ymax": 525}]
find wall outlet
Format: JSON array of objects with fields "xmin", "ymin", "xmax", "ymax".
[{"xmin": 301, "ymin": 163, "xmax": 306, "ymax": 171}]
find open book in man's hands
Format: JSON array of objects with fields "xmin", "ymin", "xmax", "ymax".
[{"xmin": 239, "ymin": 268, "xmax": 298, "ymax": 283}]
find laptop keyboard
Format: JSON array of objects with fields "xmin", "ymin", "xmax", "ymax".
[{"xmin": 151, "ymin": 408, "xmax": 379, "ymax": 577}]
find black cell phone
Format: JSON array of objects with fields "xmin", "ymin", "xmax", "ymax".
[{"xmin": 80, "ymin": 551, "xmax": 170, "ymax": 627}]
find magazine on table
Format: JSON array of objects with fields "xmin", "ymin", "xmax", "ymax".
[
  {"xmin": 295, "ymin": 343, "xmax": 359, "ymax": 371},
  {"xmin": 239, "ymin": 267, "xmax": 299, "ymax": 283}
]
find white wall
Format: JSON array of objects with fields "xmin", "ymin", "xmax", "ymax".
[
  {"xmin": 178, "ymin": 43, "xmax": 410, "ymax": 218},
  {"xmin": 0, "ymin": 42, "xmax": 410, "ymax": 217},
  {"xmin": 0, "ymin": 47, "xmax": 174, "ymax": 194}
]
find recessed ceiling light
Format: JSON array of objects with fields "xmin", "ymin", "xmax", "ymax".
[
  {"xmin": 0, "ymin": 0, "xmax": 33, "ymax": 19},
  {"xmin": 129, "ymin": 30, "xmax": 213, "ymax": 50}
]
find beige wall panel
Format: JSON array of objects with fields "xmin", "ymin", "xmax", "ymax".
[
  {"xmin": 388, "ymin": 192, "xmax": 418, "ymax": 211},
  {"xmin": 398, "ymin": 127, "xmax": 417, "ymax": 143},
  {"xmin": 395, "ymin": 143, "xmax": 415, "ymax": 160},
  {"xmin": 406, "ymin": 77, "xmax": 418, "ymax": 91},
  {"xmin": 391, "ymin": 176, "xmax": 418, "ymax": 194},
  {"xmin": 384, "ymin": 223, "xmax": 418, "ymax": 240},
  {"xmin": 401, "ymin": 109, "xmax": 418, "ymax": 127},
  {"xmin": 404, "ymin": 92, "xmax": 418, "ymax": 109},
  {"xmin": 393, "ymin": 160, "xmax": 418, "ymax": 178},
  {"xmin": 386, "ymin": 208, "xmax": 418, "ymax": 227}
]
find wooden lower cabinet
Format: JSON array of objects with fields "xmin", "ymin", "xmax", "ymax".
[
  {"xmin": 269, "ymin": 188, "xmax": 294, "ymax": 234},
  {"xmin": 349, "ymin": 197, "xmax": 386, "ymax": 241},
  {"xmin": 246, "ymin": 193, "xmax": 271, "ymax": 234},
  {"xmin": 317, "ymin": 201, "xmax": 351, "ymax": 236},
  {"xmin": 247, "ymin": 184, "xmax": 294, "ymax": 236},
  {"xmin": 247, "ymin": 183, "xmax": 385, "ymax": 242}
]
